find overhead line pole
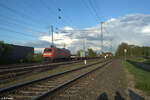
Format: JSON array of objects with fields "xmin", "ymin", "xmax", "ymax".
[
  {"xmin": 110, "ymin": 39, "xmax": 112, "ymax": 53},
  {"xmin": 51, "ymin": 25, "xmax": 54, "ymax": 46},
  {"xmin": 101, "ymin": 22, "xmax": 103, "ymax": 56},
  {"xmin": 83, "ymin": 39, "xmax": 86, "ymax": 51}
]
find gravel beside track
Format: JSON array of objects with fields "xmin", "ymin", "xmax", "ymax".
[
  {"xmin": 0, "ymin": 59, "xmax": 110, "ymax": 100},
  {"xmin": 45, "ymin": 59, "xmax": 127, "ymax": 100}
]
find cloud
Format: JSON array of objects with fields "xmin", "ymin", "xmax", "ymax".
[
  {"xmin": 22, "ymin": 40, "xmax": 50, "ymax": 48},
  {"xmin": 21, "ymin": 14, "xmax": 150, "ymax": 54},
  {"xmin": 141, "ymin": 25, "xmax": 150, "ymax": 35},
  {"xmin": 34, "ymin": 48, "xmax": 44, "ymax": 53},
  {"xmin": 63, "ymin": 26, "xmax": 73, "ymax": 31}
]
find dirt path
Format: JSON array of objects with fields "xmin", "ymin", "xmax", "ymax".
[{"xmin": 84, "ymin": 59, "xmax": 127, "ymax": 100}]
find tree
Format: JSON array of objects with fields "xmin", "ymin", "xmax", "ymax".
[
  {"xmin": 87, "ymin": 48, "xmax": 97, "ymax": 57},
  {"xmin": 115, "ymin": 42, "xmax": 129, "ymax": 57},
  {"xmin": 115, "ymin": 42, "xmax": 150, "ymax": 57}
]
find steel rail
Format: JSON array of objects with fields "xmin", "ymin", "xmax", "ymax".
[
  {"xmin": 0, "ymin": 59, "xmax": 108, "ymax": 95},
  {"xmin": 0, "ymin": 60, "xmax": 84, "ymax": 83},
  {"xmin": 32, "ymin": 60, "xmax": 111, "ymax": 100},
  {"xmin": 0, "ymin": 60, "xmax": 82, "ymax": 74}
]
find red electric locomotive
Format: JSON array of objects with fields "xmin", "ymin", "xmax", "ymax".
[{"xmin": 43, "ymin": 46, "xmax": 71, "ymax": 61}]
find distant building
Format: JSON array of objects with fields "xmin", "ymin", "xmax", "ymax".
[{"xmin": 79, "ymin": 50, "xmax": 88, "ymax": 57}]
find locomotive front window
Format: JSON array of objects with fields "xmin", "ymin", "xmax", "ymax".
[{"xmin": 44, "ymin": 49, "xmax": 52, "ymax": 52}]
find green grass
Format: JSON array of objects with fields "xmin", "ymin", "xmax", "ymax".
[
  {"xmin": 131, "ymin": 57, "xmax": 147, "ymax": 62},
  {"xmin": 124, "ymin": 61, "xmax": 150, "ymax": 95},
  {"xmin": 128, "ymin": 57, "xmax": 150, "ymax": 65}
]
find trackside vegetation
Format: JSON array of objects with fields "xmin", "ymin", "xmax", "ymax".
[
  {"xmin": 124, "ymin": 61, "xmax": 150, "ymax": 95},
  {"xmin": 129, "ymin": 57, "xmax": 150, "ymax": 65},
  {"xmin": 20, "ymin": 53, "xmax": 44, "ymax": 63},
  {"xmin": 115, "ymin": 42, "xmax": 150, "ymax": 57},
  {"xmin": 116, "ymin": 42, "xmax": 150, "ymax": 95}
]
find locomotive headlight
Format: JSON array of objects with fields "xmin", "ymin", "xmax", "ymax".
[
  {"xmin": 44, "ymin": 53, "xmax": 46, "ymax": 55},
  {"xmin": 44, "ymin": 53, "xmax": 51, "ymax": 56}
]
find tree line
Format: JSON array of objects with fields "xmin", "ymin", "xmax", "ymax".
[{"xmin": 115, "ymin": 42, "xmax": 150, "ymax": 57}]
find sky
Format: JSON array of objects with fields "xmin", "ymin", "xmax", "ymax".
[{"xmin": 0, "ymin": 0, "xmax": 150, "ymax": 54}]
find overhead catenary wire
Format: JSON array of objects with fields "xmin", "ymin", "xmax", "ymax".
[
  {"xmin": 102, "ymin": 23, "xmax": 114, "ymax": 53},
  {"xmin": 39, "ymin": 0, "xmax": 71, "ymax": 27},
  {"xmin": 0, "ymin": 2, "xmax": 52, "ymax": 41},
  {"xmin": 0, "ymin": 33, "xmax": 29, "ymax": 42},
  {"xmin": 0, "ymin": 18, "xmax": 32, "ymax": 30},
  {"xmin": 0, "ymin": 26, "xmax": 38, "ymax": 38},
  {"xmin": 0, "ymin": 16, "xmax": 46, "ymax": 38},
  {"xmin": 50, "ymin": 0, "xmax": 75, "ymax": 26},
  {"xmin": 0, "ymin": 14, "xmax": 47, "ymax": 34},
  {"xmin": 0, "ymin": 14, "xmax": 34, "ymax": 27},
  {"xmin": 89, "ymin": 0, "xmax": 107, "ymax": 21},
  {"xmin": 0, "ymin": 2, "xmax": 46, "ymax": 26},
  {"xmin": 80, "ymin": 0, "xmax": 100, "ymax": 23},
  {"xmin": 88, "ymin": 0, "xmax": 101, "ymax": 21},
  {"xmin": 0, "ymin": 17, "xmax": 46, "ymax": 35}
]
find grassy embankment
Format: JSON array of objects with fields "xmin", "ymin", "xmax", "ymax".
[
  {"xmin": 124, "ymin": 57, "xmax": 150, "ymax": 95},
  {"xmin": 129, "ymin": 57, "xmax": 150, "ymax": 65}
]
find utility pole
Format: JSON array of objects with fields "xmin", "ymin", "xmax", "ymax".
[
  {"xmin": 83, "ymin": 39, "xmax": 87, "ymax": 64},
  {"xmin": 51, "ymin": 25, "xmax": 54, "ymax": 46},
  {"xmin": 83, "ymin": 39, "xmax": 86, "ymax": 51},
  {"xmin": 101, "ymin": 22, "xmax": 103, "ymax": 56},
  {"xmin": 110, "ymin": 39, "xmax": 112, "ymax": 53},
  {"xmin": 64, "ymin": 43, "xmax": 66, "ymax": 48}
]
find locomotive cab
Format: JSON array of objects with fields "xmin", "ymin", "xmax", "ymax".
[
  {"xmin": 43, "ymin": 46, "xmax": 71, "ymax": 62},
  {"xmin": 43, "ymin": 48, "xmax": 53, "ymax": 61}
]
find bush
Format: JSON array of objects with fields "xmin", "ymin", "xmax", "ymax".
[
  {"xmin": 20, "ymin": 53, "xmax": 44, "ymax": 63},
  {"xmin": 24, "ymin": 53, "xmax": 33, "ymax": 63},
  {"xmin": 32, "ymin": 53, "xmax": 44, "ymax": 62}
]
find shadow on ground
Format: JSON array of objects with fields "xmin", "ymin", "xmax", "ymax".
[
  {"xmin": 97, "ymin": 91, "xmax": 125, "ymax": 100},
  {"xmin": 129, "ymin": 89, "xmax": 145, "ymax": 100},
  {"xmin": 97, "ymin": 90, "xmax": 145, "ymax": 100}
]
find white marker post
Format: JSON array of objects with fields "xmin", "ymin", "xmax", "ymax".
[
  {"xmin": 84, "ymin": 59, "xmax": 87, "ymax": 64},
  {"xmin": 124, "ymin": 49, "xmax": 127, "ymax": 61}
]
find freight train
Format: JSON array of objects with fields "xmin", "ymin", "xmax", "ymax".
[
  {"xmin": 0, "ymin": 43, "xmax": 34, "ymax": 63},
  {"xmin": 43, "ymin": 46, "xmax": 71, "ymax": 61}
]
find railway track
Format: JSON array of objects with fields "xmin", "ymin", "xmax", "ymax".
[
  {"xmin": 0, "ymin": 58, "xmax": 103, "ymax": 82},
  {"xmin": 0, "ymin": 58, "xmax": 99, "ymax": 70},
  {"xmin": 0, "ymin": 59, "xmax": 111, "ymax": 100},
  {"xmin": 0, "ymin": 60, "xmax": 83, "ymax": 82}
]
